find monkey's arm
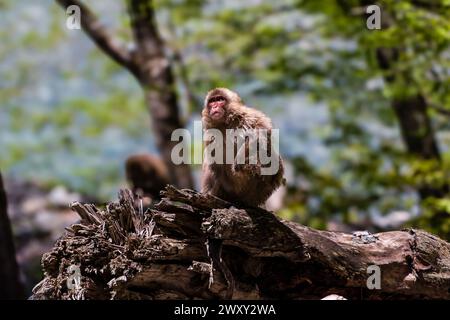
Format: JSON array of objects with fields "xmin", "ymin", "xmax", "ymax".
[
  {"xmin": 232, "ymin": 133, "xmax": 279, "ymax": 176},
  {"xmin": 201, "ymin": 162, "xmax": 216, "ymax": 193}
]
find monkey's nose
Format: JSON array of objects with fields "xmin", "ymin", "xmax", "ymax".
[{"xmin": 210, "ymin": 101, "xmax": 221, "ymax": 109}]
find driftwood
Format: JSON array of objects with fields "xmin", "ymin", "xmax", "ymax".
[{"xmin": 31, "ymin": 186, "xmax": 450, "ymax": 300}]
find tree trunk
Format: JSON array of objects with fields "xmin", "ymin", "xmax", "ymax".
[
  {"xmin": 31, "ymin": 187, "xmax": 450, "ymax": 300},
  {"xmin": 0, "ymin": 172, "xmax": 24, "ymax": 299},
  {"xmin": 56, "ymin": 0, "xmax": 194, "ymax": 189},
  {"xmin": 127, "ymin": 0, "xmax": 194, "ymax": 189},
  {"xmin": 375, "ymin": 47, "xmax": 441, "ymax": 161},
  {"xmin": 391, "ymin": 94, "xmax": 440, "ymax": 161},
  {"xmin": 376, "ymin": 47, "xmax": 446, "ymax": 199}
]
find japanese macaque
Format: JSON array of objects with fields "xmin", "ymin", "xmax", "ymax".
[
  {"xmin": 125, "ymin": 154, "xmax": 170, "ymax": 202},
  {"xmin": 201, "ymin": 88, "xmax": 284, "ymax": 207}
]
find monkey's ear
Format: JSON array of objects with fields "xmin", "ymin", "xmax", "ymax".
[{"xmin": 229, "ymin": 90, "xmax": 243, "ymax": 104}]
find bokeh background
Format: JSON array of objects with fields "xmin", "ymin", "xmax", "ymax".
[{"xmin": 0, "ymin": 0, "xmax": 449, "ymax": 297}]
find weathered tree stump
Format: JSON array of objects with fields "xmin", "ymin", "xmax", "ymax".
[{"xmin": 31, "ymin": 186, "xmax": 450, "ymax": 300}]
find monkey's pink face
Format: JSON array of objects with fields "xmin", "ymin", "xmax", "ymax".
[{"xmin": 207, "ymin": 95, "xmax": 227, "ymax": 121}]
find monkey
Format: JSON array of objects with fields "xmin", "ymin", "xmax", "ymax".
[
  {"xmin": 125, "ymin": 154, "xmax": 170, "ymax": 203},
  {"xmin": 201, "ymin": 87, "xmax": 284, "ymax": 207}
]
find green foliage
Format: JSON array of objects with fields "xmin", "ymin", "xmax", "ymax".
[
  {"xmin": 157, "ymin": 0, "xmax": 450, "ymax": 236},
  {"xmin": 1, "ymin": 0, "xmax": 450, "ymax": 237},
  {"xmin": 0, "ymin": 1, "xmax": 151, "ymax": 200}
]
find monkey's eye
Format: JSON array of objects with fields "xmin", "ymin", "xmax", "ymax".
[{"xmin": 208, "ymin": 96, "xmax": 226, "ymax": 105}]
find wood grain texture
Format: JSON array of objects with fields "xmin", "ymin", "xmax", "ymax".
[{"xmin": 31, "ymin": 186, "xmax": 450, "ymax": 300}]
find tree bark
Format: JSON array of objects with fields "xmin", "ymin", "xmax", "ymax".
[
  {"xmin": 348, "ymin": 1, "xmax": 446, "ymax": 200},
  {"xmin": 31, "ymin": 187, "xmax": 450, "ymax": 300},
  {"xmin": 56, "ymin": 0, "xmax": 194, "ymax": 189},
  {"xmin": 127, "ymin": 0, "xmax": 194, "ymax": 189},
  {"xmin": 375, "ymin": 47, "xmax": 441, "ymax": 159},
  {"xmin": 0, "ymin": 172, "xmax": 24, "ymax": 299},
  {"xmin": 376, "ymin": 47, "xmax": 447, "ymax": 199}
]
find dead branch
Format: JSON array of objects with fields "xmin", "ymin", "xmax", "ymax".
[
  {"xmin": 56, "ymin": 0, "xmax": 140, "ymax": 79},
  {"xmin": 31, "ymin": 186, "xmax": 450, "ymax": 300}
]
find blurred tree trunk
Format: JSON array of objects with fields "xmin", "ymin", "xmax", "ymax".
[
  {"xmin": 56, "ymin": 0, "xmax": 194, "ymax": 189},
  {"xmin": 0, "ymin": 172, "xmax": 24, "ymax": 299},
  {"xmin": 375, "ymin": 48, "xmax": 446, "ymax": 200},
  {"xmin": 127, "ymin": 0, "xmax": 193, "ymax": 189},
  {"xmin": 350, "ymin": 0, "xmax": 447, "ymax": 199}
]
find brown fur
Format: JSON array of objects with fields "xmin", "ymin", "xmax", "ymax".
[
  {"xmin": 125, "ymin": 154, "xmax": 170, "ymax": 199},
  {"xmin": 201, "ymin": 88, "xmax": 284, "ymax": 207}
]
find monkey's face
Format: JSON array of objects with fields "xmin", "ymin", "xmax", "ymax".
[
  {"xmin": 204, "ymin": 88, "xmax": 242, "ymax": 125},
  {"xmin": 203, "ymin": 88, "xmax": 243, "ymax": 127},
  {"xmin": 206, "ymin": 94, "xmax": 227, "ymax": 121}
]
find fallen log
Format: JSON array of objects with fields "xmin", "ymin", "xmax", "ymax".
[{"xmin": 31, "ymin": 186, "xmax": 450, "ymax": 300}]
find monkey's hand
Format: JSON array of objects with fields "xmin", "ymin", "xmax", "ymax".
[
  {"xmin": 232, "ymin": 162, "xmax": 260, "ymax": 175},
  {"xmin": 233, "ymin": 142, "xmax": 261, "ymax": 176}
]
